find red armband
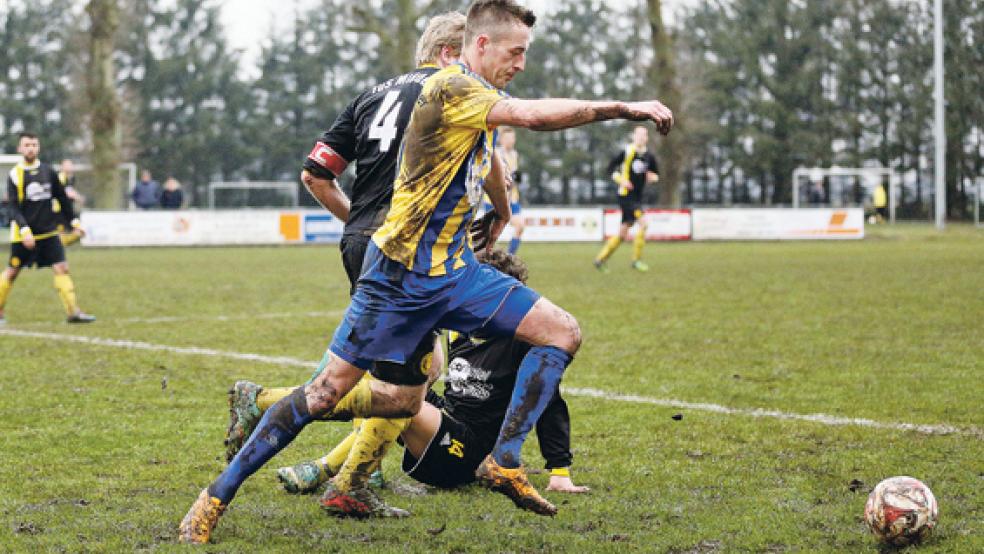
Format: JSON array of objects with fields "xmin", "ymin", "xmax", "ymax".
[{"xmin": 307, "ymin": 142, "xmax": 349, "ymax": 177}]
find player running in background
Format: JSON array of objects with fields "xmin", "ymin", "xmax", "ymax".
[
  {"xmin": 278, "ymin": 250, "xmax": 589, "ymax": 497},
  {"xmin": 0, "ymin": 133, "xmax": 94, "ymax": 325},
  {"xmin": 221, "ymin": 12, "xmax": 466, "ymax": 520},
  {"xmin": 180, "ymin": 0, "xmax": 672, "ymax": 542},
  {"xmin": 498, "ymin": 126, "xmax": 524, "ymax": 253},
  {"xmin": 594, "ymin": 125, "xmax": 659, "ymax": 272}
]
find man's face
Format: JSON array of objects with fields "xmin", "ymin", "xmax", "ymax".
[
  {"xmin": 632, "ymin": 127, "xmax": 649, "ymax": 148},
  {"xmin": 477, "ymin": 23, "xmax": 531, "ymax": 88},
  {"xmin": 61, "ymin": 159, "xmax": 74, "ymax": 174},
  {"xmin": 141, "ymin": 170, "xmax": 151, "ymax": 182},
  {"xmin": 18, "ymin": 137, "xmax": 40, "ymax": 163}
]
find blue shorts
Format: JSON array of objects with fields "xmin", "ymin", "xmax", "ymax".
[{"xmin": 329, "ymin": 242, "xmax": 540, "ymax": 371}]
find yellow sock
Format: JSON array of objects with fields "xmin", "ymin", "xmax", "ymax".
[
  {"xmin": 632, "ymin": 229, "xmax": 646, "ymax": 262},
  {"xmin": 329, "ymin": 376, "xmax": 373, "ymax": 420},
  {"xmin": 53, "ymin": 274, "xmax": 79, "ymax": 316},
  {"xmin": 0, "ymin": 273, "xmax": 12, "ymax": 311},
  {"xmin": 317, "ymin": 421, "xmax": 363, "ymax": 477},
  {"xmin": 596, "ymin": 235, "xmax": 622, "ymax": 262},
  {"xmin": 256, "ymin": 387, "xmax": 293, "ymax": 411},
  {"xmin": 333, "ymin": 417, "xmax": 411, "ymax": 492}
]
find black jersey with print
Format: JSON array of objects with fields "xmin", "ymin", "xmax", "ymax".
[
  {"xmin": 6, "ymin": 161, "xmax": 74, "ymax": 240},
  {"xmin": 608, "ymin": 147, "xmax": 659, "ymax": 202},
  {"xmin": 303, "ymin": 65, "xmax": 440, "ymax": 237}
]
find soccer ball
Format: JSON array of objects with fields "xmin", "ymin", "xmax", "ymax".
[{"xmin": 864, "ymin": 476, "xmax": 938, "ymax": 546}]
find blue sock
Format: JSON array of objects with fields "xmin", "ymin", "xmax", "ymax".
[
  {"xmin": 208, "ymin": 387, "xmax": 313, "ymax": 503},
  {"xmin": 492, "ymin": 345, "xmax": 572, "ymax": 468},
  {"xmin": 508, "ymin": 237, "xmax": 521, "ymax": 254}
]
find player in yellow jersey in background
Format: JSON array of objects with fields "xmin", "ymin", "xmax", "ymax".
[
  {"xmin": 594, "ymin": 125, "xmax": 659, "ymax": 272},
  {"xmin": 499, "ymin": 126, "xmax": 524, "ymax": 253}
]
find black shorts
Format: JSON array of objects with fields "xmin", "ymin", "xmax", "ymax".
[
  {"xmin": 339, "ymin": 233, "xmax": 371, "ymax": 295},
  {"xmin": 618, "ymin": 198, "xmax": 643, "ymax": 226},
  {"xmin": 402, "ymin": 411, "xmax": 493, "ymax": 489},
  {"xmin": 9, "ymin": 236, "xmax": 65, "ymax": 269}
]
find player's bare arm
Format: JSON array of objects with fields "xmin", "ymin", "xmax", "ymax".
[
  {"xmin": 299, "ymin": 169, "xmax": 351, "ymax": 222},
  {"xmin": 488, "ymin": 98, "xmax": 674, "ymax": 135}
]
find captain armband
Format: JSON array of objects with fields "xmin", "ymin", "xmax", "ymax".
[{"xmin": 303, "ymin": 141, "xmax": 349, "ymax": 181}]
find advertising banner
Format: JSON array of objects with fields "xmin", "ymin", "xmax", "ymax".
[
  {"xmin": 603, "ymin": 208, "xmax": 692, "ymax": 241},
  {"xmin": 691, "ymin": 208, "xmax": 864, "ymax": 240}
]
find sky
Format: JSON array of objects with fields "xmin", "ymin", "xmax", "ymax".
[{"xmin": 219, "ymin": 0, "xmax": 696, "ymax": 77}]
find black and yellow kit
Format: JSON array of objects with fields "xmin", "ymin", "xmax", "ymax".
[
  {"xmin": 6, "ymin": 161, "xmax": 75, "ymax": 268},
  {"xmin": 402, "ymin": 335, "xmax": 573, "ymax": 488},
  {"xmin": 608, "ymin": 146, "xmax": 658, "ymax": 225}
]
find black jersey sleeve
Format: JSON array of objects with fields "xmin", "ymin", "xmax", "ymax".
[
  {"xmin": 607, "ymin": 149, "xmax": 626, "ymax": 177},
  {"xmin": 647, "ymin": 152, "xmax": 659, "ymax": 175},
  {"xmin": 6, "ymin": 173, "xmax": 28, "ymax": 229},
  {"xmin": 303, "ymin": 99, "xmax": 359, "ymax": 180},
  {"xmin": 49, "ymin": 168, "xmax": 75, "ymax": 223},
  {"xmin": 536, "ymin": 392, "xmax": 574, "ymax": 470}
]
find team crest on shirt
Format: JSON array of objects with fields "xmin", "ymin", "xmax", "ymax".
[{"xmin": 446, "ymin": 356, "xmax": 491, "ymax": 400}]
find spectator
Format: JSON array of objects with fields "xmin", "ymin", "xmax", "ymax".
[
  {"xmin": 160, "ymin": 177, "xmax": 184, "ymax": 210},
  {"xmin": 132, "ymin": 170, "xmax": 161, "ymax": 210}
]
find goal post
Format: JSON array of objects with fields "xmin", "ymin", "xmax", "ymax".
[
  {"xmin": 792, "ymin": 167, "xmax": 899, "ymax": 224},
  {"xmin": 208, "ymin": 181, "xmax": 299, "ymax": 209}
]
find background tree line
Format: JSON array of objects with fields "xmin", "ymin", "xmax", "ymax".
[{"xmin": 0, "ymin": 0, "xmax": 980, "ymax": 218}]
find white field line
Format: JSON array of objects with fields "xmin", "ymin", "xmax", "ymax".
[
  {"xmin": 13, "ymin": 310, "xmax": 344, "ymax": 326},
  {"xmin": 1, "ymin": 328, "xmax": 980, "ymax": 439}
]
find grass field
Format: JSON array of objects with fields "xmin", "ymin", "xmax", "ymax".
[{"xmin": 1, "ymin": 224, "xmax": 982, "ymax": 552}]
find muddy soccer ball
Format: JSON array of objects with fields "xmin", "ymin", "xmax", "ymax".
[{"xmin": 864, "ymin": 476, "xmax": 938, "ymax": 546}]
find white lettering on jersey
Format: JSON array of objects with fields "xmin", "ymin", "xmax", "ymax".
[
  {"xmin": 25, "ymin": 181, "xmax": 52, "ymax": 202},
  {"xmin": 446, "ymin": 356, "xmax": 491, "ymax": 401}
]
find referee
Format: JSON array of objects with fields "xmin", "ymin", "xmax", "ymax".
[{"xmin": 0, "ymin": 133, "xmax": 95, "ymax": 324}]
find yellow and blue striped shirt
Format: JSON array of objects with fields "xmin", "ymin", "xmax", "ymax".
[{"xmin": 372, "ymin": 63, "xmax": 505, "ymax": 276}]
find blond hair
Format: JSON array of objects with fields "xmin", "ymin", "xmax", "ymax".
[
  {"xmin": 415, "ymin": 12, "xmax": 466, "ymax": 67},
  {"xmin": 464, "ymin": 0, "xmax": 536, "ymax": 43}
]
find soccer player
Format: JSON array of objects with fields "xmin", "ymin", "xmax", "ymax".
[
  {"xmin": 278, "ymin": 250, "xmax": 590, "ymax": 497},
  {"xmin": 0, "ymin": 133, "xmax": 94, "ymax": 325},
  {"xmin": 594, "ymin": 125, "xmax": 660, "ymax": 272},
  {"xmin": 179, "ymin": 0, "xmax": 672, "ymax": 542},
  {"xmin": 498, "ymin": 127, "xmax": 524, "ymax": 254},
  {"xmin": 220, "ymin": 12, "xmax": 467, "ymax": 520}
]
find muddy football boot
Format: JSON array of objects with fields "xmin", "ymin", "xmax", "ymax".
[
  {"xmin": 178, "ymin": 488, "xmax": 226, "ymax": 544},
  {"xmin": 319, "ymin": 481, "xmax": 410, "ymax": 519},
  {"xmin": 277, "ymin": 461, "xmax": 330, "ymax": 494},
  {"xmin": 475, "ymin": 454, "xmax": 557, "ymax": 516},
  {"xmin": 367, "ymin": 469, "xmax": 386, "ymax": 489},
  {"xmin": 224, "ymin": 380, "xmax": 263, "ymax": 463}
]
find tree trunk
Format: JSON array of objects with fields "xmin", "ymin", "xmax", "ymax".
[
  {"xmin": 647, "ymin": 0, "xmax": 683, "ymax": 207},
  {"xmin": 86, "ymin": 0, "xmax": 121, "ymax": 209}
]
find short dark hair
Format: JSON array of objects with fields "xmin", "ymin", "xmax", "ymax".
[
  {"xmin": 465, "ymin": 0, "xmax": 536, "ymax": 43},
  {"xmin": 18, "ymin": 132, "xmax": 38, "ymax": 141},
  {"xmin": 476, "ymin": 249, "xmax": 529, "ymax": 284}
]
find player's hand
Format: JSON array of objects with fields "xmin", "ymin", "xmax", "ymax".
[
  {"xmin": 22, "ymin": 230, "xmax": 35, "ymax": 250},
  {"xmin": 546, "ymin": 475, "xmax": 590, "ymax": 493},
  {"xmin": 621, "ymin": 180, "xmax": 634, "ymax": 191},
  {"xmin": 486, "ymin": 216, "xmax": 508, "ymax": 255},
  {"xmin": 624, "ymin": 101, "xmax": 673, "ymax": 135}
]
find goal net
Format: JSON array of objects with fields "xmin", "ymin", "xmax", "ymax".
[{"xmin": 792, "ymin": 167, "xmax": 899, "ymax": 223}]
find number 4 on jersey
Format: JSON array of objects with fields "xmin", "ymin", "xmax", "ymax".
[{"xmin": 368, "ymin": 90, "xmax": 402, "ymax": 152}]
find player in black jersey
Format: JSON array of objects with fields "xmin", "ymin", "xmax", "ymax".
[
  {"xmin": 211, "ymin": 13, "xmax": 467, "ymax": 529},
  {"xmin": 594, "ymin": 125, "xmax": 659, "ymax": 273},
  {"xmin": 0, "ymin": 133, "xmax": 95, "ymax": 325}
]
